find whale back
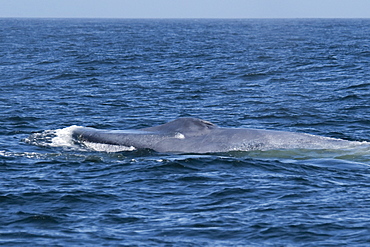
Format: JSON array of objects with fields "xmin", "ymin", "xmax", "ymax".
[{"xmin": 141, "ymin": 117, "xmax": 217, "ymax": 137}]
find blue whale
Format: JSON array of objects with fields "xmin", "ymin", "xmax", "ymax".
[{"xmin": 71, "ymin": 117, "xmax": 365, "ymax": 153}]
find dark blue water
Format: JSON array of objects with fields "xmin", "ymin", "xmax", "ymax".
[{"xmin": 1, "ymin": 18, "xmax": 370, "ymax": 246}]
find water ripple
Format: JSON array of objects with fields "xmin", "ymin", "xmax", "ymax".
[{"xmin": 1, "ymin": 18, "xmax": 370, "ymax": 246}]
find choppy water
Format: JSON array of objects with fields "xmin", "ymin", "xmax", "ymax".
[{"xmin": 1, "ymin": 18, "xmax": 370, "ymax": 246}]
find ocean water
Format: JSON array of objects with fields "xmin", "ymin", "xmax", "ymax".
[{"xmin": 1, "ymin": 18, "xmax": 370, "ymax": 246}]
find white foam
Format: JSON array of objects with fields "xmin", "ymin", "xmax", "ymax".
[
  {"xmin": 82, "ymin": 141, "xmax": 136, "ymax": 153},
  {"xmin": 0, "ymin": 150, "xmax": 47, "ymax": 159},
  {"xmin": 50, "ymin": 125, "xmax": 82, "ymax": 148},
  {"xmin": 25, "ymin": 125, "xmax": 139, "ymax": 153},
  {"xmin": 25, "ymin": 125, "xmax": 84, "ymax": 150}
]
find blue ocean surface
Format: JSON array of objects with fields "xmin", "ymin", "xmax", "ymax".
[{"xmin": 1, "ymin": 18, "xmax": 370, "ymax": 246}]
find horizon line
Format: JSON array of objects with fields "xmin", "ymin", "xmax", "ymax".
[{"xmin": 1, "ymin": 17, "xmax": 370, "ymax": 20}]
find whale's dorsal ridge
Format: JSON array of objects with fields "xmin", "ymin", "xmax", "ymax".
[
  {"xmin": 176, "ymin": 117, "xmax": 217, "ymax": 130},
  {"xmin": 141, "ymin": 117, "xmax": 217, "ymax": 137}
]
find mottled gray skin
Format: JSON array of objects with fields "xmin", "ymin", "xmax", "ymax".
[{"xmin": 72, "ymin": 117, "xmax": 361, "ymax": 153}]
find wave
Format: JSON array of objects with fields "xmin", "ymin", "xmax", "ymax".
[
  {"xmin": 24, "ymin": 126, "xmax": 83, "ymax": 151},
  {"xmin": 24, "ymin": 126, "xmax": 137, "ymax": 153}
]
